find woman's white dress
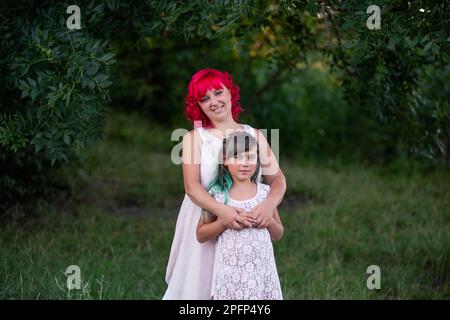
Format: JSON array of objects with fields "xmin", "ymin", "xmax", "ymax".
[
  {"xmin": 163, "ymin": 124, "xmax": 262, "ymax": 299},
  {"xmin": 210, "ymin": 182, "xmax": 283, "ymax": 300}
]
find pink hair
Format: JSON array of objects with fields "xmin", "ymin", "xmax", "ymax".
[{"xmin": 185, "ymin": 68, "xmax": 244, "ymax": 128}]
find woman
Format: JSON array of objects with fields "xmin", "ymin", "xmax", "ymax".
[{"xmin": 163, "ymin": 68, "xmax": 286, "ymax": 299}]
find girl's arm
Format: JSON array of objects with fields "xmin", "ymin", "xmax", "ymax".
[
  {"xmin": 182, "ymin": 130, "xmax": 253, "ymax": 230},
  {"xmin": 267, "ymin": 207, "xmax": 284, "ymax": 241},
  {"xmin": 196, "ymin": 211, "xmax": 227, "ymax": 243},
  {"xmin": 253, "ymin": 129, "xmax": 287, "ymax": 228}
]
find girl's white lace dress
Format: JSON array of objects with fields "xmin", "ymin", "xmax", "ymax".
[{"xmin": 210, "ymin": 182, "xmax": 283, "ymax": 300}]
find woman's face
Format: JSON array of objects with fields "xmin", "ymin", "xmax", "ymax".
[{"xmin": 197, "ymin": 83, "xmax": 232, "ymax": 123}]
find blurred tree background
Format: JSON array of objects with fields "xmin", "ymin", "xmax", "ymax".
[
  {"xmin": 1, "ymin": 0, "xmax": 449, "ymax": 208},
  {"xmin": 0, "ymin": 0, "xmax": 449, "ymax": 299}
]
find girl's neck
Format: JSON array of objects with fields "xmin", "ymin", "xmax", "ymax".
[{"xmin": 229, "ymin": 179, "xmax": 256, "ymax": 199}]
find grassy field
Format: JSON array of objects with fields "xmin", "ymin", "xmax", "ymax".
[{"xmin": 1, "ymin": 111, "xmax": 449, "ymax": 299}]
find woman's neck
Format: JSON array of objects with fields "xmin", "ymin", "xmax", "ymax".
[{"xmin": 210, "ymin": 118, "xmax": 242, "ymax": 134}]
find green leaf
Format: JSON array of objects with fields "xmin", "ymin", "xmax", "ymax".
[
  {"xmin": 63, "ymin": 134, "xmax": 70, "ymax": 145},
  {"xmin": 20, "ymin": 89, "xmax": 29, "ymax": 98},
  {"xmin": 432, "ymin": 43, "xmax": 440, "ymax": 55},
  {"xmin": 99, "ymin": 52, "xmax": 115, "ymax": 62},
  {"xmin": 424, "ymin": 41, "xmax": 433, "ymax": 52},
  {"xmin": 85, "ymin": 61, "xmax": 99, "ymax": 76},
  {"xmin": 99, "ymin": 80, "xmax": 113, "ymax": 88},
  {"xmin": 30, "ymin": 88, "xmax": 38, "ymax": 101},
  {"xmin": 94, "ymin": 74, "xmax": 108, "ymax": 82},
  {"xmin": 34, "ymin": 142, "xmax": 43, "ymax": 154}
]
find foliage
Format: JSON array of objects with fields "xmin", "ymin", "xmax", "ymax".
[
  {"xmin": 110, "ymin": 0, "xmax": 449, "ymax": 162},
  {"xmin": 1, "ymin": 0, "xmax": 449, "ymax": 208},
  {"xmin": 0, "ymin": 2, "xmax": 115, "ymax": 206},
  {"xmin": 324, "ymin": 0, "xmax": 450, "ymax": 161}
]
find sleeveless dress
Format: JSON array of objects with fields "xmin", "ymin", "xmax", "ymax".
[
  {"xmin": 162, "ymin": 124, "xmax": 262, "ymax": 300},
  {"xmin": 210, "ymin": 182, "xmax": 283, "ymax": 300}
]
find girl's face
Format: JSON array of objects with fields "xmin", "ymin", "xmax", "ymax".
[
  {"xmin": 225, "ymin": 147, "xmax": 258, "ymax": 183},
  {"xmin": 197, "ymin": 83, "xmax": 232, "ymax": 123}
]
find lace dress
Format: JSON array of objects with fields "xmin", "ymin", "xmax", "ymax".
[{"xmin": 210, "ymin": 183, "xmax": 283, "ymax": 300}]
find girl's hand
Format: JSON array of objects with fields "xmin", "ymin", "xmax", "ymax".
[
  {"xmin": 252, "ymin": 200, "xmax": 276, "ymax": 228},
  {"xmin": 219, "ymin": 205, "xmax": 253, "ymax": 230},
  {"xmin": 237, "ymin": 210, "xmax": 258, "ymax": 227}
]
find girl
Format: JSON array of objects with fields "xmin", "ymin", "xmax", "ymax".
[
  {"xmin": 163, "ymin": 68, "xmax": 286, "ymax": 299},
  {"xmin": 197, "ymin": 131, "xmax": 284, "ymax": 300}
]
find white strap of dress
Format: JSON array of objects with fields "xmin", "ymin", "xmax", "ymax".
[
  {"xmin": 242, "ymin": 124, "xmax": 256, "ymax": 137},
  {"xmin": 195, "ymin": 127, "xmax": 206, "ymax": 142}
]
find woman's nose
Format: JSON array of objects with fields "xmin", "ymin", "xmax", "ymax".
[{"xmin": 210, "ymin": 96, "xmax": 219, "ymax": 106}]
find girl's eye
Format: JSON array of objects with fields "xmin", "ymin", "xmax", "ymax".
[
  {"xmin": 215, "ymin": 91, "xmax": 222, "ymax": 95},
  {"xmin": 200, "ymin": 97, "xmax": 209, "ymax": 102}
]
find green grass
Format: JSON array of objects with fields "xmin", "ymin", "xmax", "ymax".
[{"xmin": 1, "ymin": 110, "xmax": 449, "ymax": 299}]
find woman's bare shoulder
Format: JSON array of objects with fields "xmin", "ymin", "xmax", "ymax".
[
  {"xmin": 251, "ymin": 127, "xmax": 265, "ymax": 141},
  {"xmin": 183, "ymin": 128, "xmax": 202, "ymax": 141}
]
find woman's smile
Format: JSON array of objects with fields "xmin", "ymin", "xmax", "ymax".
[{"xmin": 211, "ymin": 104, "xmax": 225, "ymax": 113}]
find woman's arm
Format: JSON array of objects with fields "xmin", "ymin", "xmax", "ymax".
[
  {"xmin": 253, "ymin": 129, "xmax": 287, "ymax": 228},
  {"xmin": 196, "ymin": 211, "xmax": 226, "ymax": 243},
  {"xmin": 267, "ymin": 207, "xmax": 284, "ymax": 241},
  {"xmin": 263, "ymin": 169, "xmax": 287, "ymax": 208},
  {"xmin": 182, "ymin": 130, "xmax": 253, "ymax": 230}
]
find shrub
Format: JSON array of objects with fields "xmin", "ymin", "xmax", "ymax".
[{"xmin": 0, "ymin": 3, "xmax": 115, "ymax": 207}]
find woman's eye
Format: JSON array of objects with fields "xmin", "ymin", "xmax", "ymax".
[
  {"xmin": 201, "ymin": 97, "xmax": 209, "ymax": 102},
  {"xmin": 215, "ymin": 91, "xmax": 222, "ymax": 95}
]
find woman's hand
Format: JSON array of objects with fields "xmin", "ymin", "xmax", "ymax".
[
  {"xmin": 219, "ymin": 205, "xmax": 254, "ymax": 230},
  {"xmin": 252, "ymin": 200, "xmax": 276, "ymax": 228}
]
